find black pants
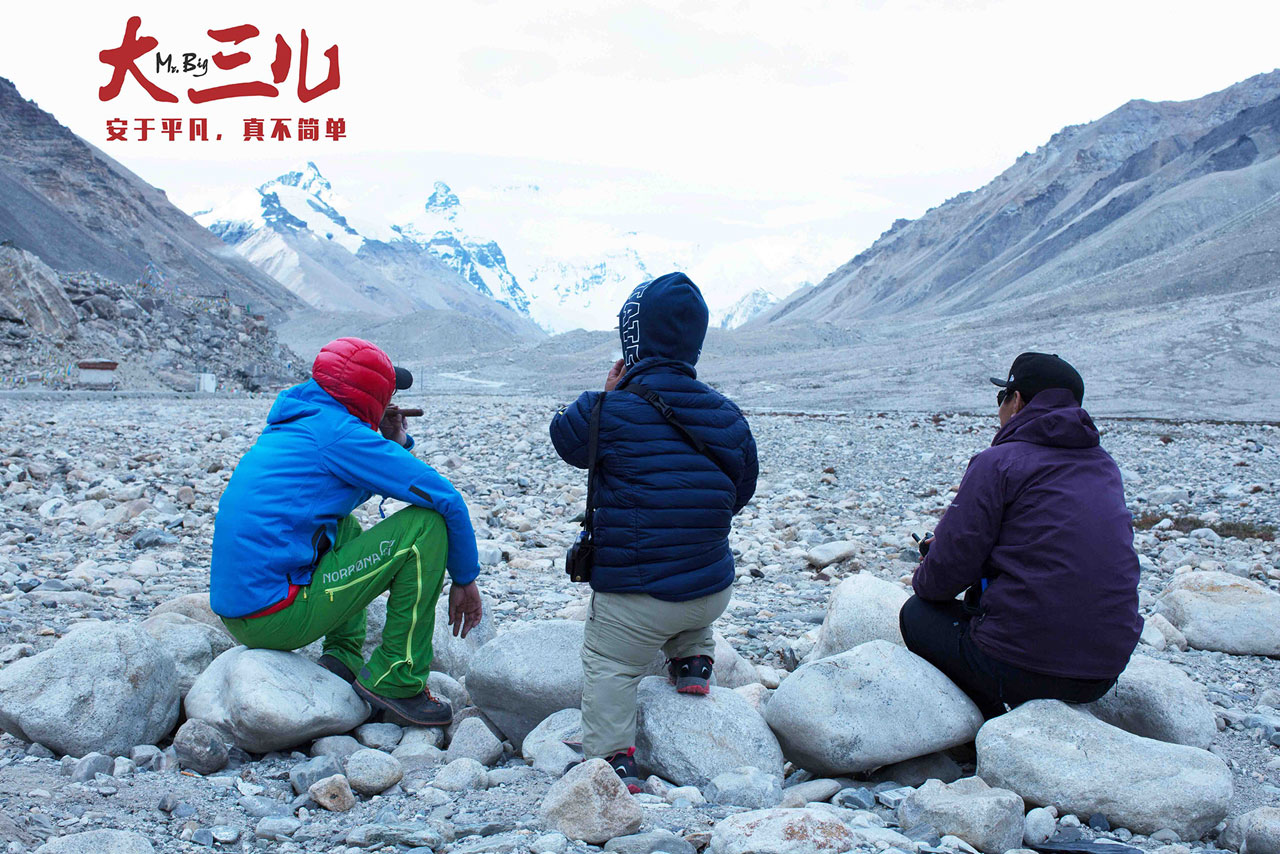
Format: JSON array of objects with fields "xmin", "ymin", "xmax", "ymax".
[{"xmin": 899, "ymin": 595, "xmax": 1116, "ymax": 719}]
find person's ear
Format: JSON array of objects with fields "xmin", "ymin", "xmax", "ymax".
[{"xmin": 1013, "ymin": 391, "xmax": 1027, "ymax": 412}]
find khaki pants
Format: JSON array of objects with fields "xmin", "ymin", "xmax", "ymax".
[{"xmin": 580, "ymin": 585, "xmax": 732, "ymax": 758}]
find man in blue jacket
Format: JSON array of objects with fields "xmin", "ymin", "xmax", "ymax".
[
  {"xmin": 211, "ymin": 337, "xmax": 483, "ymax": 727},
  {"xmin": 901, "ymin": 352, "xmax": 1142, "ymax": 718},
  {"xmin": 551, "ymin": 272, "xmax": 758, "ymax": 790}
]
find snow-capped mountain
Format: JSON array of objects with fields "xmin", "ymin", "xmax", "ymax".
[
  {"xmin": 715, "ymin": 287, "xmax": 783, "ymax": 329},
  {"xmin": 196, "ymin": 164, "xmax": 541, "ymax": 338}
]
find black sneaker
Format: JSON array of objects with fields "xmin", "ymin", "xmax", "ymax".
[
  {"xmin": 667, "ymin": 655, "xmax": 714, "ymax": 695},
  {"xmin": 605, "ymin": 748, "xmax": 643, "ymax": 794},
  {"xmin": 318, "ymin": 654, "xmax": 356, "ymax": 684},
  {"xmin": 353, "ymin": 680, "xmax": 453, "ymax": 727}
]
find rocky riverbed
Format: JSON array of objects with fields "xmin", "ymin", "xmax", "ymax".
[{"xmin": 0, "ymin": 394, "xmax": 1277, "ymax": 854}]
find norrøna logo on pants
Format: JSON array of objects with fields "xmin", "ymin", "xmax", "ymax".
[{"xmin": 321, "ymin": 539, "xmax": 396, "ymax": 584}]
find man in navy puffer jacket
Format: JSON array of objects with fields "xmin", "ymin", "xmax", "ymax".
[{"xmin": 550, "ymin": 272, "xmax": 757, "ymax": 790}]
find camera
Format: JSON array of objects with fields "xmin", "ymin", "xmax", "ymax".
[{"xmin": 564, "ymin": 531, "xmax": 595, "ymax": 584}]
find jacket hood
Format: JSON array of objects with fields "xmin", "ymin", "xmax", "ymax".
[
  {"xmin": 266, "ymin": 379, "xmax": 347, "ymax": 425},
  {"xmin": 618, "ymin": 272, "xmax": 709, "ymax": 368},
  {"xmin": 311, "ymin": 337, "xmax": 395, "ymax": 429},
  {"xmin": 993, "ymin": 387, "xmax": 1100, "ymax": 449}
]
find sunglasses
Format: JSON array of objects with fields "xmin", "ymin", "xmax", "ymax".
[{"xmin": 997, "ymin": 388, "xmax": 1012, "ymax": 406}]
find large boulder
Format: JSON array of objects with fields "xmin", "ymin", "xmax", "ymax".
[
  {"xmin": 0, "ymin": 623, "xmax": 180, "ymax": 757},
  {"xmin": 141, "ymin": 612, "xmax": 236, "ymax": 696},
  {"xmin": 185, "ymin": 647, "xmax": 368, "ymax": 753},
  {"xmin": 1084, "ymin": 654, "xmax": 1217, "ymax": 749},
  {"xmin": 147, "ymin": 593, "xmax": 229, "ymax": 635},
  {"xmin": 34, "ymin": 830, "xmax": 153, "ymax": 854},
  {"xmin": 468, "ymin": 620, "xmax": 662, "ymax": 748},
  {"xmin": 431, "ymin": 591, "xmax": 498, "ymax": 677},
  {"xmin": 1155, "ymin": 571, "xmax": 1280, "ymax": 656},
  {"xmin": 636, "ymin": 676, "xmax": 783, "ymax": 788},
  {"xmin": 809, "ymin": 573, "xmax": 908, "ymax": 660},
  {"xmin": 709, "ymin": 808, "xmax": 855, "ymax": 854},
  {"xmin": 897, "ymin": 776, "xmax": 1024, "ymax": 854},
  {"xmin": 1222, "ymin": 807, "xmax": 1280, "ymax": 854},
  {"xmin": 766, "ymin": 640, "xmax": 982, "ymax": 776},
  {"xmin": 0, "ymin": 247, "xmax": 78, "ymax": 339},
  {"xmin": 540, "ymin": 758, "xmax": 642, "ymax": 844},
  {"xmin": 976, "ymin": 699, "xmax": 1232, "ymax": 839}
]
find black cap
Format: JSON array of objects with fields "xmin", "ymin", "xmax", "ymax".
[
  {"xmin": 990, "ymin": 352, "xmax": 1083, "ymax": 404},
  {"xmin": 394, "ymin": 366, "xmax": 413, "ymax": 391}
]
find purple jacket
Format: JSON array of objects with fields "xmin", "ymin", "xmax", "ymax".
[{"xmin": 913, "ymin": 388, "xmax": 1141, "ymax": 680}]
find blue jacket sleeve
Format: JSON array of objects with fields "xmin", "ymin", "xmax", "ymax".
[
  {"xmin": 550, "ymin": 391, "xmax": 597, "ymax": 470},
  {"xmin": 734, "ymin": 415, "xmax": 759, "ymax": 514},
  {"xmin": 913, "ymin": 449, "xmax": 1005, "ymax": 601},
  {"xmin": 321, "ymin": 425, "xmax": 481, "ymax": 586}
]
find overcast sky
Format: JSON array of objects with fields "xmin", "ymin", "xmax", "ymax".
[{"xmin": 4, "ymin": 0, "xmax": 1280, "ymax": 302}]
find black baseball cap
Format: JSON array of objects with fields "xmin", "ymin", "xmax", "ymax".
[
  {"xmin": 394, "ymin": 366, "xmax": 413, "ymax": 391},
  {"xmin": 990, "ymin": 352, "xmax": 1083, "ymax": 404}
]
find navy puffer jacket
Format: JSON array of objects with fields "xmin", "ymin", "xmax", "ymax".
[{"xmin": 550, "ymin": 274, "xmax": 758, "ymax": 601}]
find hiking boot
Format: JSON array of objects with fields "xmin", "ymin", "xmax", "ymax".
[
  {"xmin": 317, "ymin": 654, "xmax": 356, "ymax": 685},
  {"xmin": 667, "ymin": 654, "xmax": 714, "ymax": 695},
  {"xmin": 353, "ymin": 680, "xmax": 452, "ymax": 727},
  {"xmin": 605, "ymin": 748, "xmax": 643, "ymax": 794}
]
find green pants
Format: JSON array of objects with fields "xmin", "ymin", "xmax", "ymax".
[
  {"xmin": 221, "ymin": 506, "xmax": 448, "ymax": 699},
  {"xmin": 580, "ymin": 586, "xmax": 732, "ymax": 758}
]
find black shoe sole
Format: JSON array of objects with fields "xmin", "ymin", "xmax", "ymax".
[
  {"xmin": 317, "ymin": 654, "xmax": 356, "ymax": 684},
  {"xmin": 353, "ymin": 680, "xmax": 453, "ymax": 727}
]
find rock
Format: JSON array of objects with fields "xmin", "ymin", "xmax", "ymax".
[
  {"xmin": 1023, "ymin": 806, "xmax": 1057, "ymax": 846},
  {"xmin": 636, "ymin": 676, "xmax": 783, "ymax": 788},
  {"xmin": 709, "ymin": 808, "xmax": 855, "ymax": 854},
  {"xmin": 869, "ymin": 751, "xmax": 963, "ymax": 787},
  {"xmin": 148, "ymin": 593, "xmax": 228, "ymax": 634},
  {"xmin": 1155, "ymin": 571, "xmax": 1280, "ymax": 656},
  {"xmin": 832, "ymin": 787, "xmax": 876, "ymax": 810},
  {"xmin": 809, "ymin": 573, "xmax": 909, "ymax": 660},
  {"xmin": 805, "ymin": 541, "xmax": 859, "ymax": 569},
  {"xmin": 254, "ymin": 817, "xmax": 301, "ymax": 840},
  {"xmin": 604, "ymin": 829, "xmax": 697, "ymax": 854},
  {"xmin": 706, "ymin": 766, "xmax": 783, "ymax": 808},
  {"xmin": 0, "ymin": 248, "xmax": 79, "ymax": 339},
  {"xmin": 311, "ymin": 735, "xmax": 362, "ymax": 763},
  {"xmin": 446, "ymin": 716, "xmax": 504, "ymax": 766},
  {"xmin": 976, "ymin": 700, "xmax": 1232, "ymax": 839},
  {"xmin": 431, "ymin": 592, "xmax": 497, "ymax": 677},
  {"xmin": 766, "ymin": 640, "xmax": 982, "ymax": 775},
  {"xmin": 1147, "ymin": 613, "xmax": 1188, "ymax": 651},
  {"xmin": 428, "ymin": 670, "xmax": 470, "ymax": 709},
  {"xmin": 1084, "ymin": 654, "xmax": 1217, "ymax": 748},
  {"xmin": 289, "ymin": 754, "xmax": 343, "ymax": 794},
  {"xmin": 433, "ymin": 757, "xmax": 489, "ymax": 791},
  {"xmin": 34, "ymin": 830, "xmax": 153, "ymax": 854},
  {"xmin": 1223, "ymin": 807, "xmax": 1280, "ymax": 854},
  {"xmin": 0, "ymin": 622, "xmax": 180, "ymax": 757},
  {"xmin": 523, "ymin": 708, "xmax": 584, "ymax": 776},
  {"xmin": 898, "ymin": 776, "xmax": 1025, "ymax": 854},
  {"xmin": 667, "ymin": 785, "xmax": 707, "ymax": 805},
  {"xmin": 71, "ymin": 752, "xmax": 113, "ymax": 783},
  {"xmin": 531, "ymin": 832, "xmax": 570, "ymax": 854},
  {"xmin": 354, "ymin": 722, "xmax": 403, "ymax": 751},
  {"xmin": 185, "ymin": 647, "xmax": 368, "ymax": 753},
  {"xmin": 308, "ymin": 773, "xmax": 357, "ymax": 812},
  {"xmin": 735, "ymin": 683, "xmax": 772, "ymax": 715},
  {"xmin": 714, "ymin": 633, "xmax": 760, "ymax": 688},
  {"xmin": 778, "ymin": 778, "xmax": 843, "ymax": 808},
  {"xmin": 540, "ymin": 757, "xmax": 643, "ymax": 844},
  {"xmin": 172, "ymin": 719, "xmax": 229, "ymax": 775},
  {"xmin": 344, "ymin": 748, "xmax": 403, "ymax": 795}
]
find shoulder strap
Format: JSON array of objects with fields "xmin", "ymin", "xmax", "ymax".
[
  {"xmin": 622, "ymin": 385, "xmax": 734, "ymax": 479},
  {"xmin": 582, "ymin": 392, "xmax": 606, "ymax": 531}
]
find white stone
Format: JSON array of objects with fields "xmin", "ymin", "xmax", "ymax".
[
  {"xmin": 714, "ymin": 633, "xmax": 760, "ymax": 688},
  {"xmin": 522, "ymin": 708, "xmax": 583, "ymax": 776},
  {"xmin": 147, "ymin": 593, "xmax": 228, "ymax": 634},
  {"xmin": 636, "ymin": 676, "xmax": 783, "ymax": 788},
  {"xmin": 0, "ymin": 623, "xmax": 180, "ymax": 757},
  {"xmin": 141, "ymin": 612, "xmax": 235, "ymax": 696},
  {"xmin": 705, "ymin": 766, "xmax": 783, "ymax": 808},
  {"xmin": 344, "ymin": 748, "xmax": 403, "ymax": 795},
  {"xmin": 766, "ymin": 640, "xmax": 982, "ymax": 775},
  {"xmin": 34, "ymin": 830, "xmax": 154, "ymax": 854},
  {"xmin": 805, "ymin": 541, "xmax": 859, "ymax": 569},
  {"xmin": 735, "ymin": 683, "xmax": 772, "ymax": 715},
  {"xmin": 976, "ymin": 699, "xmax": 1232, "ymax": 839},
  {"xmin": 710, "ymin": 808, "xmax": 855, "ymax": 854},
  {"xmin": 809, "ymin": 573, "xmax": 909, "ymax": 661},
  {"xmin": 1084, "ymin": 654, "xmax": 1217, "ymax": 749},
  {"xmin": 432, "ymin": 757, "xmax": 489, "ymax": 791},
  {"xmin": 308, "ymin": 773, "xmax": 357, "ymax": 812},
  {"xmin": 446, "ymin": 716, "xmax": 503, "ymax": 766},
  {"xmin": 540, "ymin": 758, "xmax": 642, "ymax": 844},
  {"xmin": 898, "ymin": 776, "xmax": 1025, "ymax": 854},
  {"xmin": 1156, "ymin": 571, "xmax": 1280, "ymax": 656},
  {"xmin": 185, "ymin": 647, "xmax": 368, "ymax": 753}
]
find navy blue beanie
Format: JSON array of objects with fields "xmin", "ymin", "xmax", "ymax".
[{"xmin": 618, "ymin": 272, "xmax": 709, "ymax": 368}]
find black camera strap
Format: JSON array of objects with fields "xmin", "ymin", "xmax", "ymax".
[
  {"xmin": 622, "ymin": 385, "xmax": 734, "ymax": 480},
  {"xmin": 581, "ymin": 392, "xmax": 606, "ymax": 533}
]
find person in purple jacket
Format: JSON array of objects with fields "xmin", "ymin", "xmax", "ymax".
[{"xmin": 900, "ymin": 352, "xmax": 1142, "ymax": 719}]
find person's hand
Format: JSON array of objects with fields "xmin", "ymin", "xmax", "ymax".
[
  {"xmin": 448, "ymin": 582, "xmax": 483, "ymax": 638},
  {"xmin": 604, "ymin": 358, "xmax": 625, "ymax": 391},
  {"xmin": 380, "ymin": 407, "xmax": 408, "ymax": 446}
]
